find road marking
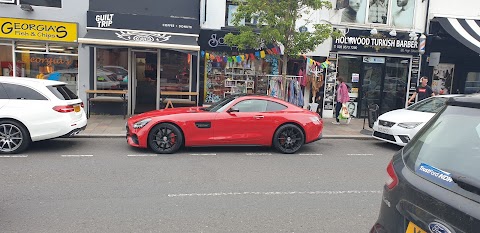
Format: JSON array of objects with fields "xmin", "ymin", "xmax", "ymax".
[
  {"xmin": 299, "ymin": 153, "xmax": 323, "ymax": 156},
  {"xmin": 347, "ymin": 153, "xmax": 374, "ymax": 156},
  {"xmin": 168, "ymin": 190, "xmax": 381, "ymax": 197},
  {"xmin": 61, "ymin": 154, "xmax": 93, "ymax": 157},
  {"xmin": 127, "ymin": 154, "xmax": 158, "ymax": 157},
  {"xmin": 245, "ymin": 153, "xmax": 272, "ymax": 156},
  {"xmin": 0, "ymin": 155, "xmax": 28, "ymax": 158},
  {"xmin": 189, "ymin": 153, "xmax": 217, "ymax": 156}
]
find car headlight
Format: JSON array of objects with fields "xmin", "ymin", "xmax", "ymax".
[
  {"xmin": 398, "ymin": 122, "xmax": 422, "ymax": 129},
  {"xmin": 133, "ymin": 118, "xmax": 152, "ymax": 129},
  {"xmin": 310, "ymin": 116, "xmax": 321, "ymax": 124}
]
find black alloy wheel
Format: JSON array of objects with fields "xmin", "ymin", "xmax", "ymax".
[
  {"xmin": 0, "ymin": 120, "xmax": 30, "ymax": 154},
  {"xmin": 273, "ymin": 124, "xmax": 305, "ymax": 154},
  {"xmin": 148, "ymin": 123, "xmax": 183, "ymax": 154}
]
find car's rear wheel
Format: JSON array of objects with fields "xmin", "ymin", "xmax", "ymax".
[
  {"xmin": 148, "ymin": 123, "xmax": 183, "ymax": 154},
  {"xmin": 273, "ymin": 124, "xmax": 305, "ymax": 154},
  {"xmin": 0, "ymin": 120, "xmax": 30, "ymax": 154}
]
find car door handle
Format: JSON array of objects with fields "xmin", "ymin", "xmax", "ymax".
[{"xmin": 254, "ymin": 115, "xmax": 264, "ymax": 119}]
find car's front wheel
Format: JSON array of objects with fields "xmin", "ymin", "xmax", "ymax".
[
  {"xmin": 272, "ymin": 124, "xmax": 305, "ymax": 154},
  {"xmin": 148, "ymin": 123, "xmax": 183, "ymax": 154},
  {"xmin": 0, "ymin": 120, "xmax": 30, "ymax": 154}
]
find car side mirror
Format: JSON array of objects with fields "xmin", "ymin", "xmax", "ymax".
[{"xmin": 227, "ymin": 107, "xmax": 239, "ymax": 113}]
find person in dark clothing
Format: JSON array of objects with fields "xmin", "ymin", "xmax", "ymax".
[{"xmin": 408, "ymin": 76, "xmax": 435, "ymax": 105}]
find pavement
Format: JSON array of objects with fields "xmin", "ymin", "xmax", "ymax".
[
  {"xmin": 79, "ymin": 114, "xmax": 374, "ymax": 138},
  {"xmin": 0, "ymin": 138, "xmax": 401, "ymax": 233}
]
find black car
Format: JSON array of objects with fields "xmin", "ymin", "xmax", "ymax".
[{"xmin": 370, "ymin": 94, "xmax": 480, "ymax": 233}]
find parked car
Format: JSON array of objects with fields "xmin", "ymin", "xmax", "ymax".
[
  {"xmin": 126, "ymin": 94, "xmax": 323, "ymax": 154},
  {"xmin": 0, "ymin": 76, "xmax": 87, "ymax": 154},
  {"xmin": 370, "ymin": 94, "xmax": 480, "ymax": 233},
  {"xmin": 372, "ymin": 94, "xmax": 461, "ymax": 146}
]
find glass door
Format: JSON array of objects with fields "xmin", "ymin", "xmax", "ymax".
[
  {"xmin": 360, "ymin": 59, "xmax": 384, "ymax": 117},
  {"xmin": 382, "ymin": 57, "xmax": 409, "ymax": 113},
  {"xmin": 132, "ymin": 51, "xmax": 158, "ymax": 114}
]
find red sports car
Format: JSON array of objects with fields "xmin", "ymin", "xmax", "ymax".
[{"xmin": 126, "ymin": 94, "xmax": 323, "ymax": 154}]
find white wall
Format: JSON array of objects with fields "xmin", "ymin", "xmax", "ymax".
[{"xmin": 428, "ymin": 0, "xmax": 480, "ymax": 20}]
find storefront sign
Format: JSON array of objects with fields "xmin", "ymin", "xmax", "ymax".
[
  {"xmin": 87, "ymin": 11, "xmax": 199, "ymax": 35},
  {"xmin": 199, "ymin": 29, "xmax": 272, "ymax": 52},
  {"xmin": 0, "ymin": 17, "xmax": 77, "ymax": 42},
  {"xmin": 332, "ymin": 29, "xmax": 419, "ymax": 54}
]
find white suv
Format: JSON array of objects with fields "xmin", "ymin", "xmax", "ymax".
[{"xmin": 0, "ymin": 76, "xmax": 87, "ymax": 154}]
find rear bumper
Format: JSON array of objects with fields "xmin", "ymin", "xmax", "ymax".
[{"xmin": 60, "ymin": 124, "xmax": 87, "ymax": 138}]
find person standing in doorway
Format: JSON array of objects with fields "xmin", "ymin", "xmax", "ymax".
[
  {"xmin": 408, "ymin": 76, "xmax": 435, "ymax": 105},
  {"xmin": 333, "ymin": 77, "xmax": 351, "ymax": 125}
]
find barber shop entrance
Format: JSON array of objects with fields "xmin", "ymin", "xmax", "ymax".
[{"xmin": 328, "ymin": 29, "xmax": 421, "ymax": 118}]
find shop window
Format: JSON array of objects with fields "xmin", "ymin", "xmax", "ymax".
[
  {"xmin": 0, "ymin": 0, "xmax": 15, "ymax": 4},
  {"xmin": 0, "ymin": 44, "xmax": 14, "ymax": 77},
  {"xmin": 465, "ymin": 72, "xmax": 480, "ymax": 94},
  {"xmin": 95, "ymin": 48, "xmax": 129, "ymax": 91},
  {"xmin": 160, "ymin": 50, "xmax": 191, "ymax": 92},
  {"xmin": 19, "ymin": 0, "xmax": 61, "ymax": 8},
  {"xmin": 2, "ymin": 83, "xmax": 48, "ymax": 100},
  {"xmin": 337, "ymin": 0, "xmax": 415, "ymax": 29}
]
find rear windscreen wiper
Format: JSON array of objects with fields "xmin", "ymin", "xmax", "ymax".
[{"xmin": 449, "ymin": 171, "xmax": 480, "ymax": 195}]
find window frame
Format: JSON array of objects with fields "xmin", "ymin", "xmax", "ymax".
[
  {"xmin": 266, "ymin": 100, "xmax": 288, "ymax": 112},
  {"xmin": 17, "ymin": 0, "xmax": 62, "ymax": 8}
]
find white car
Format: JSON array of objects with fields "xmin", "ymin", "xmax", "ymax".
[
  {"xmin": 372, "ymin": 94, "xmax": 461, "ymax": 146},
  {"xmin": 0, "ymin": 76, "xmax": 87, "ymax": 154}
]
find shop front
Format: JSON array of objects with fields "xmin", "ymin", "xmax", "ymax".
[
  {"xmin": 198, "ymin": 28, "xmax": 318, "ymax": 108},
  {"xmin": 326, "ymin": 29, "xmax": 421, "ymax": 118},
  {"xmin": 421, "ymin": 17, "xmax": 480, "ymax": 95},
  {"xmin": 79, "ymin": 11, "xmax": 200, "ymax": 115},
  {"xmin": 0, "ymin": 17, "xmax": 79, "ymax": 91}
]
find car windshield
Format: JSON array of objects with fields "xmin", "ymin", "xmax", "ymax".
[
  {"xmin": 403, "ymin": 105, "xmax": 480, "ymax": 199},
  {"xmin": 406, "ymin": 97, "xmax": 448, "ymax": 113},
  {"xmin": 203, "ymin": 95, "xmax": 244, "ymax": 112}
]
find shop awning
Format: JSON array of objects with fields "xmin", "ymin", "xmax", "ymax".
[
  {"xmin": 436, "ymin": 17, "xmax": 480, "ymax": 54},
  {"xmin": 78, "ymin": 28, "xmax": 200, "ymax": 51}
]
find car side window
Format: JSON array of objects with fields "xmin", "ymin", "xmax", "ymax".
[
  {"xmin": 2, "ymin": 83, "xmax": 48, "ymax": 100},
  {"xmin": 266, "ymin": 101, "xmax": 287, "ymax": 112},
  {"xmin": 233, "ymin": 99, "xmax": 268, "ymax": 112},
  {"xmin": 0, "ymin": 84, "xmax": 9, "ymax": 99}
]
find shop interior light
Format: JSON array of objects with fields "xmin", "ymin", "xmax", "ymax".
[
  {"xmin": 389, "ymin": 29, "xmax": 397, "ymax": 37},
  {"xmin": 49, "ymin": 48, "xmax": 66, "ymax": 52},
  {"xmin": 16, "ymin": 46, "xmax": 46, "ymax": 51}
]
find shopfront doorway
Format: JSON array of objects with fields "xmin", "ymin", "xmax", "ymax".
[
  {"xmin": 338, "ymin": 55, "xmax": 410, "ymax": 117},
  {"xmin": 131, "ymin": 50, "xmax": 159, "ymax": 114}
]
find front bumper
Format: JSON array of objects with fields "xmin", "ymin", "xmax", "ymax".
[{"xmin": 372, "ymin": 121, "xmax": 420, "ymax": 146}]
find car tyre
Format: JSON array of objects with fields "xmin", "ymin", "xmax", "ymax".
[
  {"xmin": 148, "ymin": 123, "xmax": 183, "ymax": 154},
  {"xmin": 272, "ymin": 124, "xmax": 305, "ymax": 154},
  {"xmin": 0, "ymin": 120, "xmax": 30, "ymax": 154}
]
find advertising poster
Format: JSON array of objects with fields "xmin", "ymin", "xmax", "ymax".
[
  {"xmin": 368, "ymin": 0, "xmax": 388, "ymax": 24},
  {"xmin": 337, "ymin": 0, "xmax": 367, "ymax": 24},
  {"xmin": 432, "ymin": 63, "xmax": 455, "ymax": 95}
]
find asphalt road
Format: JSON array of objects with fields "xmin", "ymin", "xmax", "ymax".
[{"xmin": 0, "ymin": 138, "xmax": 401, "ymax": 233}]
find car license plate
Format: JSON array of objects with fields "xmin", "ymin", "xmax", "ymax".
[
  {"xmin": 378, "ymin": 126, "xmax": 390, "ymax": 134},
  {"xmin": 406, "ymin": 222, "xmax": 427, "ymax": 233},
  {"xmin": 74, "ymin": 105, "xmax": 81, "ymax": 112}
]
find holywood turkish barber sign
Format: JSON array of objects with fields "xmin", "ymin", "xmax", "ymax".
[{"xmin": 332, "ymin": 29, "xmax": 419, "ymax": 54}]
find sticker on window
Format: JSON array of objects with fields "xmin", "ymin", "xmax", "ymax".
[{"xmin": 416, "ymin": 163, "xmax": 454, "ymax": 187}]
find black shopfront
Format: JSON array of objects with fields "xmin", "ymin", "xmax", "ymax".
[
  {"xmin": 329, "ymin": 29, "xmax": 421, "ymax": 118},
  {"xmin": 79, "ymin": 0, "xmax": 200, "ymax": 115}
]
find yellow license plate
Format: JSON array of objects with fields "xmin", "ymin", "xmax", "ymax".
[
  {"xmin": 406, "ymin": 222, "xmax": 427, "ymax": 233},
  {"xmin": 74, "ymin": 105, "xmax": 81, "ymax": 112}
]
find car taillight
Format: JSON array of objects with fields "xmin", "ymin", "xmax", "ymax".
[
  {"xmin": 386, "ymin": 160, "xmax": 399, "ymax": 190},
  {"xmin": 53, "ymin": 105, "xmax": 75, "ymax": 113},
  {"xmin": 80, "ymin": 102, "xmax": 84, "ymax": 108}
]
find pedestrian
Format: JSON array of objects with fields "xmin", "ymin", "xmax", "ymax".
[
  {"xmin": 333, "ymin": 77, "xmax": 351, "ymax": 125},
  {"xmin": 408, "ymin": 76, "xmax": 435, "ymax": 105}
]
